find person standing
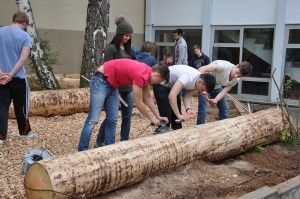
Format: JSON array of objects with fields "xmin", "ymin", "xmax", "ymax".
[
  {"xmin": 78, "ymin": 59, "xmax": 170, "ymax": 151},
  {"xmin": 197, "ymin": 60, "xmax": 252, "ymax": 125},
  {"xmin": 96, "ymin": 15, "xmax": 136, "ymax": 146},
  {"xmin": 137, "ymin": 41, "xmax": 157, "ymax": 67},
  {"xmin": 189, "ymin": 45, "xmax": 211, "ymax": 70},
  {"xmin": 0, "ymin": 11, "xmax": 37, "ymax": 146},
  {"xmin": 173, "ymin": 29, "xmax": 188, "ymax": 65}
]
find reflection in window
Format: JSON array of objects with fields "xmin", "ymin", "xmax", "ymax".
[
  {"xmin": 214, "ymin": 30, "xmax": 240, "ymax": 43},
  {"xmin": 242, "ymin": 28, "xmax": 274, "ymax": 78},
  {"xmin": 285, "ymin": 48, "xmax": 300, "ymax": 99},
  {"xmin": 212, "ymin": 47, "xmax": 239, "ymax": 64},
  {"xmin": 242, "ymin": 81, "xmax": 269, "ymax": 95},
  {"xmin": 288, "ymin": 29, "xmax": 300, "ymax": 44},
  {"xmin": 157, "ymin": 46, "xmax": 174, "ymax": 63}
]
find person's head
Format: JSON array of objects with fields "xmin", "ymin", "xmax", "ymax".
[
  {"xmin": 164, "ymin": 54, "xmax": 173, "ymax": 65},
  {"xmin": 111, "ymin": 15, "xmax": 133, "ymax": 54},
  {"xmin": 195, "ymin": 73, "xmax": 216, "ymax": 93},
  {"xmin": 230, "ymin": 61, "xmax": 252, "ymax": 79},
  {"xmin": 150, "ymin": 63, "xmax": 170, "ymax": 84},
  {"xmin": 173, "ymin": 29, "xmax": 183, "ymax": 41},
  {"xmin": 12, "ymin": 11, "xmax": 29, "ymax": 30},
  {"xmin": 192, "ymin": 45, "xmax": 203, "ymax": 58},
  {"xmin": 140, "ymin": 41, "xmax": 152, "ymax": 53}
]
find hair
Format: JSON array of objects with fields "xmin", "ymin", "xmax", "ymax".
[
  {"xmin": 12, "ymin": 11, "xmax": 29, "ymax": 24},
  {"xmin": 199, "ymin": 73, "xmax": 216, "ymax": 93},
  {"xmin": 173, "ymin": 28, "xmax": 183, "ymax": 36},
  {"xmin": 165, "ymin": 53, "xmax": 173, "ymax": 59},
  {"xmin": 110, "ymin": 34, "xmax": 135, "ymax": 59},
  {"xmin": 238, "ymin": 61, "xmax": 252, "ymax": 76},
  {"xmin": 192, "ymin": 45, "xmax": 201, "ymax": 51},
  {"xmin": 152, "ymin": 63, "xmax": 170, "ymax": 82},
  {"xmin": 141, "ymin": 41, "xmax": 152, "ymax": 53}
]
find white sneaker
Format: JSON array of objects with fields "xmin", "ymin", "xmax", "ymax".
[
  {"xmin": 20, "ymin": 131, "xmax": 37, "ymax": 141},
  {"xmin": 0, "ymin": 140, "xmax": 3, "ymax": 147}
]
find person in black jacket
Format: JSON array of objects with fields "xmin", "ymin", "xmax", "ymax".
[{"xmin": 189, "ymin": 45, "xmax": 211, "ymax": 70}]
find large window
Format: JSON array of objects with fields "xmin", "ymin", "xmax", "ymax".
[
  {"xmin": 284, "ymin": 27, "xmax": 300, "ymax": 100},
  {"xmin": 154, "ymin": 28, "xmax": 202, "ymax": 63},
  {"xmin": 212, "ymin": 27, "xmax": 274, "ymax": 99}
]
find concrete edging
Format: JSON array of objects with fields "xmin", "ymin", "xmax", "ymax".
[{"xmin": 237, "ymin": 175, "xmax": 300, "ymax": 199}]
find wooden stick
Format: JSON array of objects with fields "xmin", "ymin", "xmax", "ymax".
[
  {"xmin": 81, "ymin": 75, "xmax": 128, "ymax": 107},
  {"xmin": 226, "ymin": 93, "xmax": 250, "ymax": 112}
]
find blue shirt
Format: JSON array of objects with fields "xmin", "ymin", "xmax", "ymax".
[{"xmin": 0, "ymin": 26, "xmax": 32, "ymax": 78}]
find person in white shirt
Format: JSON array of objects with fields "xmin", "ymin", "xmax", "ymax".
[
  {"xmin": 153, "ymin": 65, "xmax": 216, "ymax": 130},
  {"xmin": 197, "ymin": 60, "xmax": 252, "ymax": 125}
]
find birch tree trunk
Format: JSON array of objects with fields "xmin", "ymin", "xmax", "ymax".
[
  {"xmin": 9, "ymin": 88, "xmax": 89, "ymax": 118},
  {"xmin": 15, "ymin": 0, "xmax": 60, "ymax": 90},
  {"xmin": 24, "ymin": 108, "xmax": 288, "ymax": 199},
  {"xmin": 80, "ymin": 0, "xmax": 110, "ymax": 88}
]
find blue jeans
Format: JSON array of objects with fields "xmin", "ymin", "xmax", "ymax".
[
  {"xmin": 77, "ymin": 75, "xmax": 119, "ymax": 151},
  {"xmin": 97, "ymin": 91, "xmax": 134, "ymax": 144},
  {"xmin": 197, "ymin": 87, "xmax": 229, "ymax": 125}
]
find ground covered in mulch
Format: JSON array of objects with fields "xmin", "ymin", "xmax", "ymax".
[{"xmin": 1, "ymin": 98, "xmax": 300, "ymax": 199}]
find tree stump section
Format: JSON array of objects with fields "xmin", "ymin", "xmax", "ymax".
[{"xmin": 24, "ymin": 108, "xmax": 288, "ymax": 199}]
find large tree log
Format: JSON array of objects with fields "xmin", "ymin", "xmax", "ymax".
[
  {"xmin": 24, "ymin": 108, "xmax": 288, "ymax": 199},
  {"xmin": 9, "ymin": 88, "xmax": 89, "ymax": 118}
]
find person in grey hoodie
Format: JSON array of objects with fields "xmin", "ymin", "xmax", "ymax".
[{"xmin": 137, "ymin": 41, "xmax": 157, "ymax": 67}]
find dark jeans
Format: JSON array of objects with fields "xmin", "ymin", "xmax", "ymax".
[
  {"xmin": 0, "ymin": 78, "xmax": 31, "ymax": 140},
  {"xmin": 153, "ymin": 84, "xmax": 182, "ymax": 130}
]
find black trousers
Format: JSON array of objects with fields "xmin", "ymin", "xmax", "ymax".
[
  {"xmin": 0, "ymin": 78, "xmax": 31, "ymax": 140},
  {"xmin": 153, "ymin": 84, "xmax": 182, "ymax": 130}
]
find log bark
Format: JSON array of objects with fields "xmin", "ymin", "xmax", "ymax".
[
  {"xmin": 24, "ymin": 108, "xmax": 288, "ymax": 199},
  {"xmin": 80, "ymin": 0, "xmax": 110, "ymax": 88},
  {"xmin": 9, "ymin": 88, "xmax": 89, "ymax": 118}
]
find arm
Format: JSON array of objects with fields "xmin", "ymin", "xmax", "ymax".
[
  {"xmin": 199, "ymin": 63, "xmax": 219, "ymax": 74},
  {"xmin": 103, "ymin": 45, "xmax": 115, "ymax": 62},
  {"xmin": 0, "ymin": 46, "xmax": 30, "ymax": 85},
  {"xmin": 182, "ymin": 90, "xmax": 197, "ymax": 119},
  {"xmin": 210, "ymin": 85, "xmax": 233, "ymax": 106},
  {"xmin": 132, "ymin": 84, "xmax": 160, "ymax": 125},
  {"xmin": 142, "ymin": 85, "xmax": 168, "ymax": 122},
  {"xmin": 168, "ymin": 81, "xmax": 186, "ymax": 120}
]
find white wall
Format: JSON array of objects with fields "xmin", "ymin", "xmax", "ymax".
[
  {"xmin": 286, "ymin": 0, "xmax": 300, "ymax": 24},
  {"xmin": 152, "ymin": 0, "xmax": 203, "ymax": 26},
  {"xmin": 212, "ymin": 0, "xmax": 276, "ymax": 25}
]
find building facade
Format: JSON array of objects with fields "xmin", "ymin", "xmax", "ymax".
[
  {"xmin": 0, "ymin": 0, "xmax": 299, "ymax": 103},
  {"xmin": 145, "ymin": 0, "xmax": 300, "ymax": 103}
]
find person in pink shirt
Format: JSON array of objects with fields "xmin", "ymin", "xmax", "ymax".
[{"xmin": 78, "ymin": 59, "xmax": 169, "ymax": 151}]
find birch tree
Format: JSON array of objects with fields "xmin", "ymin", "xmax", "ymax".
[
  {"xmin": 80, "ymin": 0, "xmax": 110, "ymax": 88},
  {"xmin": 15, "ymin": 0, "xmax": 60, "ymax": 90}
]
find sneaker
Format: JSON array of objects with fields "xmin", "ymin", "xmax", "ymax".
[
  {"xmin": 0, "ymin": 140, "xmax": 3, "ymax": 147},
  {"xmin": 20, "ymin": 131, "xmax": 37, "ymax": 141}
]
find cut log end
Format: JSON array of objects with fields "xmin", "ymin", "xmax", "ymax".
[{"xmin": 25, "ymin": 163, "xmax": 53, "ymax": 199}]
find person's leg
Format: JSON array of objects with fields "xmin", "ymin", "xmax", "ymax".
[
  {"xmin": 103, "ymin": 89, "xmax": 119, "ymax": 145},
  {"xmin": 0, "ymin": 84, "xmax": 12, "ymax": 140},
  {"xmin": 10, "ymin": 78, "xmax": 32, "ymax": 135},
  {"xmin": 153, "ymin": 84, "xmax": 172, "ymax": 127},
  {"xmin": 196, "ymin": 91, "xmax": 208, "ymax": 125},
  {"xmin": 96, "ymin": 119, "xmax": 106, "ymax": 147},
  {"xmin": 78, "ymin": 76, "xmax": 108, "ymax": 151},
  {"xmin": 171, "ymin": 94, "xmax": 182, "ymax": 130},
  {"xmin": 212, "ymin": 87, "xmax": 229, "ymax": 120},
  {"xmin": 120, "ymin": 91, "xmax": 134, "ymax": 141}
]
